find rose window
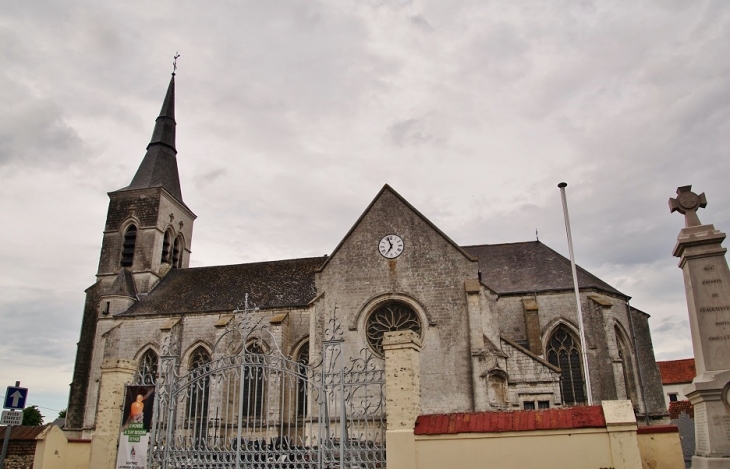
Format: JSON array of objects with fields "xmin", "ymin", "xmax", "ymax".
[{"xmin": 366, "ymin": 302, "xmax": 421, "ymax": 354}]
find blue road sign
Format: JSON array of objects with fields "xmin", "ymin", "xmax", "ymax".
[{"xmin": 3, "ymin": 386, "xmax": 28, "ymax": 410}]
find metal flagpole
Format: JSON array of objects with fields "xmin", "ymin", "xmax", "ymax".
[{"xmin": 557, "ymin": 183, "xmax": 593, "ymax": 406}]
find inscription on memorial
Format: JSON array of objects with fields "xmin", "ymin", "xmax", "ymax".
[
  {"xmin": 696, "ymin": 409, "xmax": 709, "ymax": 454},
  {"xmin": 711, "ymin": 414, "xmax": 730, "ymax": 442},
  {"xmin": 703, "ymin": 279, "xmax": 722, "ymax": 285},
  {"xmin": 700, "ymin": 306, "xmax": 730, "ymax": 313}
]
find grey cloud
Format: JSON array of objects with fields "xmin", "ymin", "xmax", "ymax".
[
  {"xmin": 410, "ymin": 15, "xmax": 434, "ymax": 32},
  {"xmin": 0, "ymin": 86, "xmax": 84, "ymax": 167}
]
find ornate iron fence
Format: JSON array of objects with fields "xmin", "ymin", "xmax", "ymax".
[{"xmin": 139, "ymin": 298, "xmax": 386, "ymax": 469}]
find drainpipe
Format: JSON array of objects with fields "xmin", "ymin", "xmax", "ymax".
[{"xmin": 626, "ymin": 299, "xmax": 650, "ymax": 425}]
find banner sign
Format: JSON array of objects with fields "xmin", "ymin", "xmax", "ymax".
[{"xmin": 115, "ymin": 385, "xmax": 155, "ymax": 469}]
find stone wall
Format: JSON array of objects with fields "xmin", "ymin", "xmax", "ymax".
[
  {"xmin": 1, "ymin": 440, "xmax": 35, "ymax": 469},
  {"xmin": 495, "ymin": 290, "xmax": 665, "ymax": 415}
]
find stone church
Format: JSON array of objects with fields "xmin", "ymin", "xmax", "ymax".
[{"xmin": 64, "ymin": 75, "xmax": 667, "ymax": 439}]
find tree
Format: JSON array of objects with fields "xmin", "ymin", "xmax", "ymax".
[
  {"xmin": 22, "ymin": 405, "xmax": 44, "ymax": 426},
  {"xmin": 58, "ymin": 409, "xmax": 67, "ymax": 419}
]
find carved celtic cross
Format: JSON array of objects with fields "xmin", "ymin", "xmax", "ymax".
[{"xmin": 669, "ymin": 185, "xmax": 707, "ymax": 227}]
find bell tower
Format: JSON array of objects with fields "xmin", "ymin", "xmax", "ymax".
[
  {"xmin": 96, "ymin": 73, "xmax": 196, "ymax": 314},
  {"xmin": 66, "ymin": 73, "xmax": 196, "ymax": 432}
]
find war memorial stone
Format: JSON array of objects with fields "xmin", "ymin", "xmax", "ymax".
[{"xmin": 670, "ymin": 185, "xmax": 730, "ymax": 468}]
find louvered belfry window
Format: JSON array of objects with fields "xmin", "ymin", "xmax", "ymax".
[
  {"xmin": 161, "ymin": 231, "xmax": 172, "ymax": 264},
  {"xmin": 172, "ymin": 236, "xmax": 182, "ymax": 268},
  {"xmin": 121, "ymin": 225, "xmax": 137, "ymax": 267},
  {"xmin": 546, "ymin": 325, "xmax": 586, "ymax": 406}
]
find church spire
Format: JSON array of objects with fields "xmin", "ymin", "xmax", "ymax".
[{"xmin": 117, "ymin": 73, "xmax": 184, "ymax": 203}]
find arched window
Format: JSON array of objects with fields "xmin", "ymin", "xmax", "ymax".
[
  {"xmin": 366, "ymin": 302, "xmax": 421, "ymax": 354},
  {"xmin": 120, "ymin": 225, "xmax": 137, "ymax": 267},
  {"xmin": 296, "ymin": 341, "xmax": 309, "ymax": 417},
  {"xmin": 138, "ymin": 349, "xmax": 158, "ymax": 384},
  {"xmin": 187, "ymin": 347, "xmax": 210, "ymax": 438},
  {"xmin": 615, "ymin": 326, "xmax": 637, "ymax": 403},
  {"xmin": 243, "ymin": 342, "xmax": 266, "ymax": 417},
  {"xmin": 546, "ymin": 325, "xmax": 586, "ymax": 406},
  {"xmin": 172, "ymin": 236, "xmax": 183, "ymax": 268},
  {"xmin": 161, "ymin": 230, "xmax": 173, "ymax": 264}
]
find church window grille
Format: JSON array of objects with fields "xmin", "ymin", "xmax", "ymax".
[
  {"xmin": 296, "ymin": 342, "xmax": 309, "ymax": 417},
  {"xmin": 523, "ymin": 401, "xmax": 536, "ymax": 410},
  {"xmin": 120, "ymin": 225, "xmax": 137, "ymax": 267},
  {"xmin": 161, "ymin": 230, "xmax": 172, "ymax": 264},
  {"xmin": 546, "ymin": 325, "xmax": 586, "ymax": 406},
  {"xmin": 243, "ymin": 342, "xmax": 266, "ymax": 417},
  {"xmin": 538, "ymin": 400, "xmax": 550, "ymax": 409},
  {"xmin": 187, "ymin": 347, "xmax": 211, "ymax": 438},
  {"xmin": 366, "ymin": 301, "xmax": 421, "ymax": 354},
  {"xmin": 172, "ymin": 236, "xmax": 183, "ymax": 268},
  {"xmin": 138, "ymin": 349, "xmax": 158, "ymax": 383}
]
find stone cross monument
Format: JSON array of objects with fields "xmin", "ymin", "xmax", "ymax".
[{"xmin": 670, "ymin": 185, "xmax": 730, "ymax": 469}]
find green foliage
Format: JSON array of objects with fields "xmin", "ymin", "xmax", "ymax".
[
  {"xmin": 58, "ymin": 408, "xmax": 67, "ymax": 418},
  {"xmin": 22, "ymin": 405, "xmax": 44, "ymax": 426}
]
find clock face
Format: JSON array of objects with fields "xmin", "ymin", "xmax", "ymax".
[{"xmin": 379, "ymin": 234, "xmax": 404, "ymax": 259}]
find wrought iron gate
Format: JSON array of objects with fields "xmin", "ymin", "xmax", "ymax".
[{"xmin": 143, "ymin": 300, "xmax": 386, "ymax": 468}]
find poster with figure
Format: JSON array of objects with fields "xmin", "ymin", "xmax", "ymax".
[{"xmin": 116, "ymin": 385, "xmax": 155, "ymax": 469}]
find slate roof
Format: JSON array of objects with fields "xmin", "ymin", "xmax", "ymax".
[
  {"xmin": 119, "ymin": 241, "xmax": 625, "ymax": 316},
  {"xmin": 657, "ymin": 358, "xmax": 696, "ymax": 385},
  {"xmin": 462, "ymin": 241, "xmax": 625, "ymax": 297},
  {"xmin": 118, "ymin": 256, "xmax": 326, "ymax": 316}
]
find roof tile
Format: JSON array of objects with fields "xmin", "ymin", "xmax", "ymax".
[
  {"xmin": 414, "ymin": 406, "xmax": 606, "ymax": 435},
  {"xmin": 657, "ymin": 358, "xmax": 696, "ymax": 385}
]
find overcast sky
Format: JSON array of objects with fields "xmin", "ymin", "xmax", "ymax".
[{"xmin": 1, "ymin": 0, "xmax": 728, "ymax": 418}]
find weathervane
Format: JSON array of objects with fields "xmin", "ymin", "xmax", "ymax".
[{"xmin": 172, "ymin": 52, "xmax": 180, "ymax": 75}]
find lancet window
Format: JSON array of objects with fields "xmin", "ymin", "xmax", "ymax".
[
  {"xmin": 161, "ymin": 230, "xmax": 173, "ymax": 264},
  {"xmin": 138, "ymin": 349, "xmax": 158, "ymax": 384},
  {"xmin": 296, "ymin": 341, "xmax": 309, "ymax": 417},
  {"xmin": 546, "ymin": 325, "xmax": 586, "ymax": 406},
  {"xmin": 243, "ymin": 342, "xmax": 266, "ymax": 417},
  {"xmin": 187, "ymin": 347, "xmax": 211, "ymax": 429},
  {"xmin": 172, "ymin": 236, "xmax": 183, "ymax": 268}
]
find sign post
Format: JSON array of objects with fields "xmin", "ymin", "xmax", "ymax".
[{"xmin": 0, "ymin": 381, "xmax": 28, "ymax": 469}]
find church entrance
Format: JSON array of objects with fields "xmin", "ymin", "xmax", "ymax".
[{"xmin": 143, "ymin": 303, "xmax": 386, "ymax": 469}]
